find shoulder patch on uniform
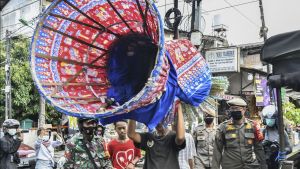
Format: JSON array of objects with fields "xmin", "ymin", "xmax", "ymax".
[
  {"xmin": 196, "ymin": 123, "xmax": 205, "ymax": 130},
  {"xmin": 245, "ymin": 123, "xmax": 252, "ymax": 129},
  {"xmin": 223, "ymin": 119, "xmax": 233, "ymax": 125},
  {"xmin": 147, "ymin": 140, "xmax": 154, "ymax": 148},
  {"xmin": 226, "ymin": 124, "xmax": 236, "ymax": 131},
  {"xmin": 245, "ymin": 118, "xmax": 255, "ymax": 124},
  {"xmin": 198, "ymin": 123, "xmax": 205, "ymax": 126}
]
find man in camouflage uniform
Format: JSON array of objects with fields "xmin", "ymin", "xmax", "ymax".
[
  {"xmin": 212, "ymin": 98, "xmax": 267, "ymax": 169},
  {"xmin": 194, "ymin": 106, "xmax": 217, "ymax": 169},
  {"xmin": 63, "ymin": 118, "xmax": 112, "ymax": 169}
]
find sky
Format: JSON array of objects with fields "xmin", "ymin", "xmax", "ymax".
[{"xmin": 157, "ymin": 0, "xmax": 300, "ymax": 45}]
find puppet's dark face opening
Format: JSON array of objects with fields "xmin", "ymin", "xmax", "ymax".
[{"xmin": 107, "ymin": 33, "xmax": 158, "ymax": 104}]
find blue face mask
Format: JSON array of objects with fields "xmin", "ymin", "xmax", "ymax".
[{"xmin": 266, "ymin": 118, "xmax": 276, "ymax": 127}]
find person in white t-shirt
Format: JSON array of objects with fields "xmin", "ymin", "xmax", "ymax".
[
  {"xmin": 178, "ymin": 132, "xmax": 197, "ymax": 169},
  {"xmin": 35, "ymin": 127, "xmax": 63, "ymax": 169}
]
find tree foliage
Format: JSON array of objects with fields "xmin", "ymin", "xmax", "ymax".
[
  {"xmin": 0, "ymin": 36, "xmax": 61, "ymax": 125},
  {"xmin": 283, "ymin": 101, "xmax": 300, "ymax": 126}
]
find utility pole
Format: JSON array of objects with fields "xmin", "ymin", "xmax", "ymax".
[
  {"xmin": 39, "ymin": 96, "xmax": 46, "ymax": 128},
  {"xmin": 259, "ymin": 1, "xmax": 285, "ymax": 165},
  {"xmin": 173, "ymin": 0, "xmax": 179, "ymax": 39},
  {"xmin": 191, "ymin": 0, "xmax": 196, "ymax": 32},
  {"xmin": 259, "ymin": 0, "xmax": 267, "ymax": 41},
  {"xmin": 39, "ymin": 0, "xmax": 46, "ymax": 128},
  {"xmin": 5, "ymin": 30, "xmax": 12, "ymax": 120},
  {"xmin": 189, "ymin": 0, "xmax": 203, "ymax": 46},
  {"xmin": 195, "ymin": 0, "xmax": 202, "ymax": 31},
  {"xmin": 17, "ymin": 0, "xmax": 46, "ymax": 127},
  {"xmin": 258, "ymin": 0, "xmax": 271, "ymax": 74},
  {"xmin": 259, "ymin": 0, "xmax": 272, "ymax": 101},
  {"xmin": 191, "ymin": 0, "xmax": 202, "ymax": 32}
]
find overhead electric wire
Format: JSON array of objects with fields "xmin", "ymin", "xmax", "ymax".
[
  {"xmin": 1, "ymin": 23, "xmax": 23, "ymax": 29},
  {"xmin": 202, "ymin": 0, "xmax": 259, "ymax": 14},
  {"xmin": 157, "ymin": 0, "xmax": 185, "ymax": 8},
  {"xmin": 223, "ymin": 0, "xmax": 260, "ymax": 28},
  {"xmin": 0, "ymin": 25, "xmax": 29, "ymax": 41},
  {"xmin": 1, "ymin": 13, "xmax": 41, "ymax": 41},
  {"xmin": 1, "ymin": 0, "xmax": 40, "ymax": 16}
]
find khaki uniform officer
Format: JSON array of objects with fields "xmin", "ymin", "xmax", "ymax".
[
  {"xmin": 194, "ymin": 106, "xmax": 217, "ymax": 169},
  {"xmin": 211, "ymin": 98, "xmax": 267, "ymax": 169}
]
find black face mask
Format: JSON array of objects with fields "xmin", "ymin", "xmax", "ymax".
[
  {"xmin": 204, "ymin": 117, "xmax": 214, "ymax": 125},
  {"xmin": 230, "ymin": 111, "xmax": 243, "ymax": 120},
  {"xmin": 83, "ymin": 127, "xmax": 95, "ymax": 135}
]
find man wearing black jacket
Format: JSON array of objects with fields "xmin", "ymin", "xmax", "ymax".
[{"xmin": 0, "ymin": 119, "xmax": 22, "ymax": 169}]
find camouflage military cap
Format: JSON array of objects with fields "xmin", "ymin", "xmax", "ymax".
[
  {"xmin": 227, "ymin": 98, "xmax": 247, "ymax": 107},
  {"xmin": 2, "ymin": 119, "xmax": 20, "ymax": 128}
]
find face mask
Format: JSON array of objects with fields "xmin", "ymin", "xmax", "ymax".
[
  {"xmin": 42, "ymin": 135, "xmax": 50, "ymax": 141},
  {"xmin": 97, "ymin": 130, "xmax": 103, "ymax": 136},
  {"xmin": 230, "ymin": 111, "xmax": 243, "ymax": 120},
  {"xmin": 204, "ymin": 117, "xmax": 214, "ymax": 125},
  {"xmin": 7, "ymin": 129, "xmax": 17, "ymax": 136},
  {"xmin": 266, "ymin": 118, "xmax": 276, "ymax": 127},
  {"xmin": 83, "ymin": 127, "xmax": 95, "ymax": 135}
]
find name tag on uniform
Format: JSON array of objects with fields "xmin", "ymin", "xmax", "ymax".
[
  {"xmin": 225, "ymin": 133, "xmax": 237, "ymax": 139},
  {"xmin": 197, "ymin": 136, "xmax": 205, "ymax": 141}
]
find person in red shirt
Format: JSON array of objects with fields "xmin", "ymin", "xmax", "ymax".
[{"xmin": 108, "ymin": 120, "xmax": 141, "ymax": 169}]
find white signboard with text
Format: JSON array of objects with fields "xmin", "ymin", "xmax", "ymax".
[{"xmin": 205, "ymin": 47, "xmax": 239, "ymax": 73}]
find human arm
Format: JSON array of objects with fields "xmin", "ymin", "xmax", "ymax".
[
  {"xmin": 211, "ymin": 127, "xmax": 224, "ymax": 169},
  {"xmin": 175, "ymin": 103, "xmax": 185, "ymax": 146},
  {"xmin": 101, "ymin": 157, "xmax": 114, "ymax": 169},
  {"xmin": 253, "ymin": 123, "xmax": 267, "ymax": 169},
  {"xmin": 132, "ymin": 147, "xmax": 141, "ymax": 164},
  {"xmin": 188, "ymin": 159, "xmax": 194, "ymax": 169},
  {"xmin": 63, "ymin": 139, "xmax": 76, "ymax": 169},
  {"xmin": 128, "ymin": 120, "xmax": 141, "ymax": 143},
  {"xmin": 107, "ymin": 140, "xmax": 113, "ymax": 160},
  {"xmin": 34, "ymin": 137, "xmax": 43, "ymax": 150},
  {"xmin": 284, "ymin": 131, "xmax": 292, "ymax": 154},
  {"xmin": 126, "ymin": 156, "xmax": 140, "ymax": 169},
  {"xmin": 0, "ymin": 137, "xmax": 22, "ymax": 154},
  {"xmin": 188, "ymin": 134, "xmax": 196, "ymax": 169},
  {"xmin": 254, "ymin": 139, "xmax": 267, "ymax": 169},
  {"xmin": 126, "ymin": 147, "xmax": 141, "ymax": 169},
  {"xmin": 52, "ymin": 132, "xmax": 64, "ymax": 148},
  {"xmin": 51, "ymin": 140, "xmax": 62, "ymax": 148}
]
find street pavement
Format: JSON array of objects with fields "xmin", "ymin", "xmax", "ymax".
[
  {"xmin": 54, "ymin": 151, "xmax": 143, "ymax": 169},
  {"xmin": 18, "ymin": 144, "xmax": 300, "ymax": 169}
]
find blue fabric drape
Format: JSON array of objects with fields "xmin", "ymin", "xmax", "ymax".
[
  {"xmin": 101, "ymin": 52, "xmax": 211, "ymax": 130},
  {"xmin": 101, "ymin": 53, "xmax": 177, "ymax": 130}
]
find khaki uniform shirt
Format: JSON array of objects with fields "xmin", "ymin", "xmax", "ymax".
[
  {"xmin": 211, "ymin": 119, "xmax": 267, "ymax": 169},
  {"xmin": 193, "ymin": 124, "xmax": 216, "ymax": 169}
]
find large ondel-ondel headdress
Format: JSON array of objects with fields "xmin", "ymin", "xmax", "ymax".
[{"xmin": 30, "ymin": 0, "xmax": 212, "ymax": 130}]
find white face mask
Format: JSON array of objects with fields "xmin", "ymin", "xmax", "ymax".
[
  {"xmin": 42, "ymin": 135, "xmax": 49, "ymax": 141},
  {"xmin": 7, "ymin": 129, "xmax": 17, "ymax": 136}
]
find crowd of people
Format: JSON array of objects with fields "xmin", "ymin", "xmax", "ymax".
[{"xmin": 0, "ymin": 98, "xmax": 295, "ymax": 169}]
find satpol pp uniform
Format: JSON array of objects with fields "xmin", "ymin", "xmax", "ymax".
[
  {"xmin": 211, "ymin": 98, "xmax": 267, "ymax": 169},
  {"xmin": 194, "ymin": 105, "xmax": 217, "ymax": 169}
]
